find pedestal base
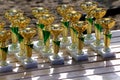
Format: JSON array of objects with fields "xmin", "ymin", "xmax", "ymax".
[
  {"xmin": 49, "ymin": 55, "xmax": 64, "ymax": 65},
  {"xmin": 66, "ymin": 47, "xmax": 88, "ymax": 61},
  {"xmin": 60, "ymin": 42, "xmax": 70, "ymax": 48},
  {"xmin": 15, "ymin": 53, "xmax": 25, "ymax": 61},
  {"xmin": 33, "ymin": 41, "xmax": 44, "ymax": 52},
  {"xmin": 0, "ymin": 64, "xmax": 12, "ymax": 72},
  {"xmin": 84, "ymin": 35, "xmax": 95, "ymax": 45},
  {"xmin": 98, "ymin": 49, "xmax": 116, "ymax": 58},
  {"xmin": 8, "ymin": 43, "xmax": 20, "ymax": 54},
  {"xmin": 40, "ymin": 50, "xmax": 52, "ymax": 58},
  {"xmin": 15, "ymin": 53, "xmax": 38, "ymax": 69},
  {"xmin": 90, "ymin": 43, "xmax": 104, "ymax": 52},
  {"xmin": 21, "ymin": 60, "xmax": 38, "ymax": 69}
]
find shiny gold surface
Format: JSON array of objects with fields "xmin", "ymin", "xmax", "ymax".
[
  {"xmin": 100, "ymin": 18, "xmax": 115, "ymax": 50},
  {"xmin": 57, "ymin": 4, "xmax": 73, "ymax": 17},
  {"xmin": 32, "ymin": 7, "xmax": 49, "ymax": 18},
  {"xmin": 39, "ymin": 13, "xmax": 54, "ymax": 27},
  {"xmin": 0, "ymin": 30, "xmax": 11, "ymax": 65},
  {"xmin": 74, "ymin": 21, "xmax": 88, "ymax": 54},
  {"xmin": 20, "ymin": 28, "xmax": 36, "ymax": 58},
  {"xmin": 51, "ymin": 24, "xmax": 63, "ymax": 55},
  {"xmin": 80, "ymin": 1, "xmax": 97, "ymax": 14}
]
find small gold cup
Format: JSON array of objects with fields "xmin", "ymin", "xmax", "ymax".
[
  {"xmin": 32, "ymin": 7, "xmax": 49, "ymax": 19},
  {"xmin": 100, "ymin": 18, "xmax": 115, "ymax": 51},
  {"xmin": 80, "ymin": 1, "xmax": 97, "ymax": 42},
  {"xmin": 66, "ymin": 10, "xmax": 82, "ymax": 49},
  {"xmin": 57, "ymin": 5, "xmax": 73, "ymax": 47},
  {"xmin": 74, "ymin": 21, "xmax": 88, "ymax": 54},
  {"xmin": 5, "ymin": 9, "xmax": 23, "ymax": 22},
  {"xmin": 50, "ymin": 24, "xmax": 63, "ymax": 57},
  {"xmin": 20, "ymin": 28, "xmax": 36, "ymax": 62},
  {"xmin": 39, "ymin": 13, "xmax": 54, "ymax": 53},
  {"xmin": 90, "ymin": 8, "xmax": 106, "ymax": 46},
  {"xmin": 0, "ymin": 30, "xmax": 11, "ymax": 66}
]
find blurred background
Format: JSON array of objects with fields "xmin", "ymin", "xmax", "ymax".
[{"xmin": 0, "ymin": 0, "xmax": 120, "ymax": 30}]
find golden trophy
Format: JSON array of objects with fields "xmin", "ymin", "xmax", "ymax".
[
  {"xmin": 32, "ymin": 7, "xmax": 49, "ymax": 52},
  {"xmin": 66, "ymin": 10, "xmax": 82, "ymax": 55},
  {"xmin": 0, "ymin": 30, "xmax": 13, "ymax": 72},
  {"xmin": 49, "ymin": 24, "xmax": 64, "ymax": 65},
  {"xmin": 80, "ymin": 1, "xmax": 97, "ymax": 45},
  {"xmin": 89, "ymin": 8, "xmax": 106, "ymax": 51},
  {"xmin": 57, "ymin": 4, "xmax": 73, "ymax": 48},
  {"xmin": 5, "ymin": 9, "xmax": 23, "ymax": 54},
  {"xmin": 39, "ymin": 13, "xmax": 54, "ymax": 57},
  {"xmin": 69, "ymin": 21, "xmax": 88, "ymax": 61},
  {"xmin": 13, "ymin": 17, "xmax": 30, "ymax": 61},
  {"xmin": 98, "ymin": 18, "xmax": 116, "ymax": 58},
  {"xmin": 19, "ymin": 28, "xmax": 38, "ymax": 68}
]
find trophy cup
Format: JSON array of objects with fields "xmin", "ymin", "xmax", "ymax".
[
  {"xmin": 57, "ymin": 4, "xmax": 73, "ymax": 48},
  {"xmin": 19, "ymin": 28, "xmax": 38, "ymax": 68},
  {"xmin": 39, "ymin": 13, "xmax": 54, "ymax": 57},
  {"xmin": 32, "ymin": 7, "xmax": 49, "ymax": 52},
  {"xmin": 69, "ymin": 21, "xmax": 88, "ymax": 61},
  {"xmin": 49, "ymin": 24, "xmax": 64, "ymax": 65},
  {"xmin": 90, "ymin": 8, "xmax": 106, "ymax": 51},
  {"xmin": 66, "ymin": 10, "xmax": 82, "ymax": 57},
  {"xmin": 0, "ymin": 30, "xmax": 12, "ymax": 72},
  {"xmin": 80, "ymin": 1, "xmax": 97, "ymax": 45},
  {"xmin": 5, "ymin": 9, "xmax": 23, "ymax": 54},
  {"xmin": 98, "ymin": 18, "xmax": 116, "ymax": 58},
  {"xmin": 14, "ymin": 17, "xmax": 30, "ymax": 61}
]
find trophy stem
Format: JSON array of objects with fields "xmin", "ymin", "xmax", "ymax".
[
  {"xmin": 77, "ymin": 33, "xmax": 84, "ymax": 54},
  {"xmin": 104, "ymin": 29, "xmax": 111, "ymax": 51},
  {"xmin": 53, "ymin": 36, "xmax": 59, "ymax": 57},
  {"xmin": 95, "ymin": 26, "xmax": 101, "ymax": 46},
  {"xmin": 24, "ymin": 39, "xmax": 32, "ymax": 61},
  {"xmin": 70, "ymin": 28, "xmax": 76, "ymax": 49},
  {"xmin": 19, "ymin": 40, "xmax": 25, "ymax": 57},
  {"xmin": 0, "ymin": 42, "xmax": 7, "ymax": 66},
  {"xmin": 11, "ymin": 32, "xmax": 18, "ymax": 44},
  {"xmin": 38, "ymin": 27, "xmax": 43, "ymax": 40}
]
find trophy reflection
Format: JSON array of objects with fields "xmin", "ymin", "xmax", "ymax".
[
  {"xmin": 49, "ymin": 24, "xmax": 64, "ymax": 65},
  {"xmin": 39, "ymin": 13, "xmax": 54, "ymax": 57},
  {"xmin": 0, "ymin": 30, "xmax": 12, "ymax": 72},
  {"xmin": 80, "ymin": 1, "xmax": 97, "ymax": 45},
  {"xmin": 32, "ymin": 7, "xmax": 49, "ymax": 52},
  {"xmin": 98, "ymin": 18, "xmax": 116, "ymax": 58},
  {"xmin": 57, "ymin": 5, "xmax": 73, "ymax": 48},
  {"xmin": 19, "ymin": 28, "xmax": 38, "ymax": 68},
  {"xmin": 5, "ymin": 9, "xmax": 23, "ymax": 54},
  {"xmin": 90, "ymin": 8, "xmax": 106, "ymax": 51}
]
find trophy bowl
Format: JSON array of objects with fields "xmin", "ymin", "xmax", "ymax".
[{"xmin": 32, "ymin": 7, "xmax": 49, "ymax": 18}]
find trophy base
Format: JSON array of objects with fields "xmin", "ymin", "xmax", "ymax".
[
  {"xmin": 0, "ymin": 64, "xmax": 12, "ymax": 72},
  {"xmin": 49, "ymin": 55, "xmax": 64, "ymax": 65},
  {"xmin": 60, "ymin": 42, "xmax": 70, "ymax": 49},
  {"xmin": 8, "ymin": 43, "xmax": 20, "ymax": 54},
  {"xmin": 84, "ymin": 35, "xmax": 95, "ymax": 45},
  {"xmin": 40, "ymin": 50, "xmax": 52, "ymax": 58},
  {"xmin": 66, "ymin": 47, "xmax": 88, "ymax": 61},
  {"xmin": 15, "ymin": 53, "xmax": 25, "ymax": 61},
  {"xmin": 90, "ymin": 43, "xmax": 104, "ymax": 52},
  {"xmin": 21, "ymin": 60, "xmax": 38, "ymax": 69},
  {"xmin": 98, "ymin": 49, "xmax": 116, "ymax": 58},
  {"xmin": 33, "ymin": 41, "xmax": 44, "ymax": 52}
]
